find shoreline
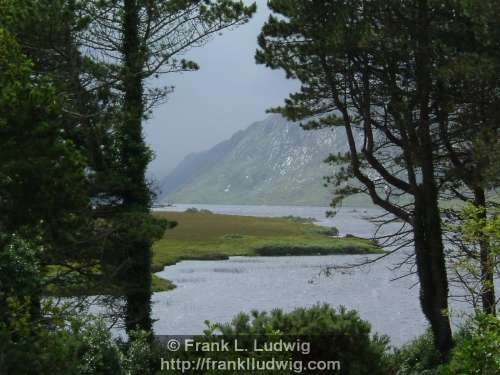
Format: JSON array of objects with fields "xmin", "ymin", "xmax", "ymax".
[{"xmin": 152, "ymin": 210, "xmax": 383, "ymax": 292}]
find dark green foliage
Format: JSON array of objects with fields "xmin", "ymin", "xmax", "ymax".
[
  {"xmin": 1, "ymin": 0, "xmax": 113, "ymax": 296},
  {"xmin": 118, "ymin": 0, "xmax": 156, "ymax": 334},
  {"xmin": 323, "ymin": 226, "xmax": 340, "ymax": 237},
  {"xmin": 166, "ymin": 304, "xmax": 391, "ymax": 374},
  {"xmin": 105, "ymin": 213, "xmax": 169, "ymax": 333},
  {"xmin": 0, "ymin": 234, "xmax": 152, "ymax": 374},
  {"xmin": 329, "ymin": 227, "xmax": 340, "ymax": 236},
  {"xmin": 281, "ymin": 216, "xmax": 316, "ymax": 224},
  {"xmin": 0, "ymin": 235, "xmax": 41, "ymax": 333},
  {"xmin": 185, "ymin": 207, "xmax": 214, "ymax": 214},
  {"xmin": 0, "ymin": 236, "xmax": 83, "ymax": 374},
  {"xmin": 1, "ymin": 309, "xmax": 153, "ymax": 375},
  {"xmin": 255, "ymin": 245, "xmax": 372, "ymax": 256},
  {"xmin": 0, "ymin": 26, "xmax": 88, "ymax": 238},
  {"xmin": 434, "ymin": 1, "xmax": 500, "ymax": 316},
  {"xmin": 390, "ymin": 330, "xmax": 442, "ymax": 375},
  {"xmin": 390, "ymin": 315, "xmax": 500, "ymax": 374},
  {"xmin": 0, "ymin": 0, "xmax": 257, "ymax": 372},
  {"xmin": 256, "ymin": 0, "xmax": 477, "ymax": 357},
  {"xmin": 0, "ymin": 21, "xmax": 96, "ymax": 326},
  {"xmin": 1, "ymin": 0, "xmax": 257, "ymax": 337},
  {"xmin": 112, "ymin": 0, "xmax": 256, "ymax": 334},
  {"xmin": 442, "ymin": 314, "xmax": 500, "ymax": 375}
]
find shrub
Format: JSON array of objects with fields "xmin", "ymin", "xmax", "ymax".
[
  {"xmin": 0, "ymin": 267, "xmax": 153, "ymax": 375},
  {"xmin": 281, "ymin": 215, "xmax": 316, "ymax": 224},
  {"xmin": 328, "ymin": 226, "xmax": 340, "ymax": 236},
  {"xmin": 391, "ymin": 314, "xmax": 500, "ymax": 374},
  {"xmin": 120, "ymin": 330, "xmax": 154, "ymax": 375},
  {"xmin": 71, "ymin": 319, "xmax": 124, "ymax": 375},
  {"xmin": 312, "ymin": 226, "xmax": 340, "ymax": 237},
  {"xmin": 442, "ymin": 314, "xmax": 500, "ymax": 375},
  {"xmin": 164, "ymin": 304, "xmax": 391, "ymax": 374},
  {"xmin": 222, "ymin": 233, "xmax": 246, "ymax": 240},
  {"xmin": 0, "ymin": 307, "xmax": 126, "ymax": 375},
  {"xmin": 389, "ymin": 330, "xmax": 442, "ymax": 375},
  {"xmin": 185, "ymin": 208, "xmax": 213, "ymax": 214}
]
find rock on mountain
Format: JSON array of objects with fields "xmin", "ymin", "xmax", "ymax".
[{"xmin": 159, "ymin": 115, "xmax": 354, "ymax": 206}]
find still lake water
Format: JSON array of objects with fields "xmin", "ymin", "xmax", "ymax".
[{"xmin": 152, "ymin": 204, "xmax": 468, "ymax": 347}]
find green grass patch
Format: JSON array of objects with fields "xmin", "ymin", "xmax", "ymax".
[
  {"xmin": 46, "ymin": 271, "xmax": 176, "ymax": 296},
  {"xmin": 152, "ymin": 274, "xmax": 175, "ymax": 292},
  {"xmin": 151, "ymin": 212, "xmax": 382, "ymax": 282},
  {"xmin": 48, "ymin": 212, "xmax": 381, "ymax": 295},
  {"xmin": 280, "ymin": 215, "xmax": 316, "ymax": 224}
]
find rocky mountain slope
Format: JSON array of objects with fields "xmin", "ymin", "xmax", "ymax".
[{"xmin": 159, "ymin": 115, "xmax": 359, "ymax": 206}]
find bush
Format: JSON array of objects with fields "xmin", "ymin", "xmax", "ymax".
[
  {"xmin": 281, "ymin": 215, "xmax": 315, "ymax": 224},
  {"xmin": 71, "ymin": 319, "xmax": 124, "ymax": 375},
  {"xmin": 164, "ymin": 304, "xmax": 391, "ymax": 374},
  {"xmin": 0, "ymin": 309, "xmax": 124, "ymax": 375},
  {"xmin": 327, "ymin": 226, "xmax": 340, "ymax": 236},
  {"xmin": 255, "ymin": 244, "xmax": 367, "ymax": 256},
  {"xmin": 442, "ymin": 314, "xmax": 500, "ymax": 375},
  {"xmin": 1, "ymin": 293, "xmax": 153, "ymax": 375},
  {"xmin": 390, "ymin": 314, "xmax": 500, "ymax": 374},
  {"xmin": 185, "ymin": 208, "xmax": 213, "ymax": 214},
  {"xmin": 389, "ymin": 330, "xmax": 442, "ymax": 375},
  {"xmin": 222, "ymin": 233, "xmax": 246, "ymax": 240}
]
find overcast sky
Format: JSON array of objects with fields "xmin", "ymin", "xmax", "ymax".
[{"xmin": 144, "ymin": 0, "xmax": 298, "ymax": 181}]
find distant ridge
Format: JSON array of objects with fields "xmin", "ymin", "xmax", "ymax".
[
  {"xmin": 159, "ymin": 115, "xmax": 363, "ymax": 206},
  {"xmin": 159, "ymin": 128, "xmax": 247, "ymax": 198}
]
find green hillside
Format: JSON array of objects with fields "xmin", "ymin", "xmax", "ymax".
[{"xmin": 161, "ymin": 115, "xmax": 368, "ymax": 206}]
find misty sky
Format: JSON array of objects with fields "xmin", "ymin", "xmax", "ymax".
[{"xmin": 144, "ymin": 0, "xmax": 298, "ymax": 181}]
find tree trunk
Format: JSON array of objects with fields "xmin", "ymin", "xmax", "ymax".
[
  {"xmin": 121, "ymin": 0, "xmax": 153, "ymax": 334},
  {"xmin": 474, "ymin": 188, "xmax": 496, "ymax": 315},
  {"xmin": 414, "ymin": 193, "xmax": 453, "ymax": 358},
  {"xmin": 411, "ymin": 0, "xmax": 453, "ymax": 358},
  {"xmin": 414, "ymin": 125, "xmax": 453, "ymax": 357}
]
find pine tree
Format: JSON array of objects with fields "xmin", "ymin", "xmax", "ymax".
[
  {"xmin": 83, "ymin": 0, "xmax": 256, "ymax": 333},
  {"xmin": 256, "ymin": 0, "xmax": 457, "ymax": 357}
]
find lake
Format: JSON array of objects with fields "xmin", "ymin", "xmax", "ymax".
[{"xmin": 151, "ymin": 204, "xmax": 470, "ymax": 346}]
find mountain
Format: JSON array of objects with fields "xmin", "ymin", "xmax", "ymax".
[{"xmin": 159, "ymin": 115, "xmax": 360, "ymax": 206}]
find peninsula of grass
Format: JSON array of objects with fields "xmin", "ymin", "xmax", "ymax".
[
  {"xmin": 47, "ymin": 211, "xmax": 382, "ymax": 295},
  {"xmin": 151, "ymin": 211, "xmax": 382, "ymax": 278}
]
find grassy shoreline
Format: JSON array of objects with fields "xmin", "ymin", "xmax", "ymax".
[{"xmin": 151, "ymin": 211, "xmax": 382, "ymax": 292}]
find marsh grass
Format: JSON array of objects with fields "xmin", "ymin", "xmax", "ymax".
[
  {"xmin": 50, "ymin": 212, "xmax": 381, "ymax": 294},
  {"xmin": 151, "ymin": 212, "xmax": 382, "ymax": 275}
]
